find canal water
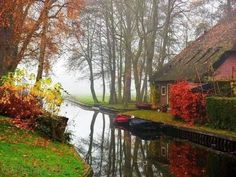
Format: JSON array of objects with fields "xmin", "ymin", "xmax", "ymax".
[{"xmin": 60, "ymin": 101, "xmax": 236, "ymax": 177}]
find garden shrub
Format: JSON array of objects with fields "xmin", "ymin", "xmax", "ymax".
[
  {"xmin": 0, "ymin": 69, "xmax": 63, "ymax": 129},
  {"xmin": 0, "ymin": 86, "xmax": 43, "ymax": 129},
  {"xmin": 170, "ymin": 81, "xmax": 207, "ymax": 124},
  {"xmin": 206, "ymin": 97, "xmax": 236, "ymax": 131}
]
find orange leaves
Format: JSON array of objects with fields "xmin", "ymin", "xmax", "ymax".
[{"xmin": 67, "ymin": 0, "xmax": 84, "ymax": 20}]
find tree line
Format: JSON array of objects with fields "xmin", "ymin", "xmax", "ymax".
[{"xmin": 67, "ymin": 0, "xmax": 236, "ymax": 105}]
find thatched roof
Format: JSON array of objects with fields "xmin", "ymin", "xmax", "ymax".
[{"xmin": 152, "ymin": 14, "xmax": 236, "ymax": 82}]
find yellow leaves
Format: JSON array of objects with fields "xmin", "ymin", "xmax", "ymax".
[
  {"xmin": 1, "ymin": 69, "xmax": 64, "ymax": 116},
  {"xmin": 44, "ymin": 78, "xmax": 52, "ymax": 85},
  {"xmin": 29, "ymin": 73, "xmax": 35, "ymax": 81}
]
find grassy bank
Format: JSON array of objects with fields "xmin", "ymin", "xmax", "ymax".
[
  {"xmin": 124, "ymin": 110, "xmax": 236, "ymax": 140},
  {"xmin": 0, "ymin": 116, "xmax": 91, "ymax": 177},
  {"xmin": 74, "ymin": 95, "xmax": 137, "ymax": 111}
]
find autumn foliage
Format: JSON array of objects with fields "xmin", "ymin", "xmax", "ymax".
[
  {"xmin": 170, "ymin": 81, "xmax": 207, "ymax": 124},
  {"xmin": 0, "ymin": 86, "xmax": 43, "ymax": 129},
  {"xmin": 0, "ymin": 69, "xmax": 63, "ymax": 129}
]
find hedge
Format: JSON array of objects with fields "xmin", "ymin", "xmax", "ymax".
[{"xmin": 206, "ymin": 97, "xmax": 236, "ymax": 131}]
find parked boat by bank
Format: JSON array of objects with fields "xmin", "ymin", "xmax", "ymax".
[
  {"xmin": 113, "ymin": 114, "xmax": 131, "ymax": 125},
  {"xmin": 129, "ymin": 118, "xmax": 161, "ymax": 130}
]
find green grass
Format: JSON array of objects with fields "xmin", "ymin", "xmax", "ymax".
[
  {"xmin": 124, "ymin": 110, "xmax": 236, "ymax": 140},
  {"xmin": 75, "ymin": 95, "xmax": 109, "ymax": 106},
  {"xmin": 74, "ymin": 95, "xmax": 137, "ymax": 111},
  {"xmin": 0, "ymin": 117, "xmax": 90, "ymax": 177}
]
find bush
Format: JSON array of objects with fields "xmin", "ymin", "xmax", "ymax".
[
  {"xmin": 0, "ymin": 69, "xmax": 63, "ymax": 129},
  {"xmin": 170, "ymin": 81, "xmax": 207, "ymax": 124},
  {"xmin": 0, "ymin": 86, "xmax": 43, "ymax": 129},
  {"xmin": 206, "ymin": 97, "xmax": 236, "ymax": 131}
]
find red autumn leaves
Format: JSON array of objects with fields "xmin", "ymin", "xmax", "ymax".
[
  {"xmin": 0, "ymin": 86, "xmax": 43, "ymax": 130},
  {"xmin": 170, "ymin": 81, "xmax": 207, "ymax": 124}
]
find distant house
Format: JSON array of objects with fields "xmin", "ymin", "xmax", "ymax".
[{"xmin": 150, "ymin": 15, "xmax": 236, "ymax": 106}]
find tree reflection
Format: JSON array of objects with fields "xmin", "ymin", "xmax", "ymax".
[
  {"xmin": 133, "ymin": 137, "xmax": 142, "ymax": 177},
  {"xmin": 85, "ymin": 111, "xmax": 98, "ymax": 164},
  {"xmin": 107, "ymin": 115, "xmax": 116, "ymax": 177},
  {"xmin": 98, "ymin": 113, "xmax": 106, "ymax": 176},
  {"xmin": 123, "ymin": 131, "xmax": 132, "ymax": 177}
]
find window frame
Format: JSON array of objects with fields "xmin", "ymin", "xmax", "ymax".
[{"xmin": 161, "ymin": 86, "xmax": 167, "ymax": 96}]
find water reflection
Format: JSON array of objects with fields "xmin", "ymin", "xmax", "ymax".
[{"xmin": 60, "ymin": 101, "xmax": 236, "ymax": 177}]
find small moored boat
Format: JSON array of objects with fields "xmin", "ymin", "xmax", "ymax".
[{"xmin": 129, "ymin": 118, "xmax": 161, "ymax": 130}]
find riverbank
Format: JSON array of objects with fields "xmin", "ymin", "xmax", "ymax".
[
  {"xmin": 66, "ymin": 97, "xmax": 236, "ymax": 142},
  {"xmin": 0, "ymin": 115, "xmax": 92, "ymax": 177},
  {"xmin": 67, "ymin": 95, "xmax": 137, "ymax": 113},
  {"xmin": 123, "ymin": 110, "xmax": 236, "ymax": 141}
]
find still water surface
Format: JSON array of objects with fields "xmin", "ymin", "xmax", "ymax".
[{"xmin": 60, "ymin": 101, "xmax": 236, "ymax": 177}]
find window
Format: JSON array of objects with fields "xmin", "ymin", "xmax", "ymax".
[
  {"xmin": 161, "ymin": 146, "xmax": 166, "ymax": 157},
  {"xmin": 161, "ymin": 86, "xmax": 167, "ymax": 95}
]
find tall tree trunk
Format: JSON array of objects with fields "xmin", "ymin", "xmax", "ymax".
[
  {"xmin": 123, "ymin": 38, "xmax": 132, "ymax": 106},
  {"xmin": 146, "ymin": 0, "xmax": 159, "ymax": 80},
  {"xmin": 88, "ymin": 61, "xmax": 99, "ymax": 103},
  {"xmin": 132, "ymin": 38, "xmax": 143, "ymax": 102},
  {"xmin": 133, "ymin": 59, "xmax": 141, "ymax": 101},
  {"xmin": 117, "ymin": 15, "xmax": 123, "ymax": 103},
  {"xmin": 0, "ymin": 12, "xmax": 18, "ymax": 77},
  {"xmin": 117, "ymin": 34, "xmax": 123, "ymax": 103},
  {"xmin": 36, "ymin": 0, "xmax": 49, "ymax": 81},
  {"xmin": 99, "ymin": 21, "xmax": 106, "ymax": 102},
  {"xmin": 158, "ymin": 0, "xmax": 172, "ymax": 69},
  {"xmin": 101, "ymin": 57, "xmax": 106, "ymax": 102},
  {"xmin": 107, "ymin": 0, "xmax": 117, "ymax": 104}
]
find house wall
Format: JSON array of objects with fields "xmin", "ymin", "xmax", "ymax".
[{"xmin": 214, "ymin": 55, "xmax": 236, "ymax": 80}]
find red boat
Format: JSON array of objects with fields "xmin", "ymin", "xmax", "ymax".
[{"xmin": 113, "ymin": 115, "xmax": 130, "ymax": 125}]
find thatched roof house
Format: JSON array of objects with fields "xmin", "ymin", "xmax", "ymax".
[
  {"xmin": 151, "ymin": 14, "xmax": 236, "ymax": 105},
  {"xmin": 152, "ymin": 15, "xmax": 236, "ymax": 82}
]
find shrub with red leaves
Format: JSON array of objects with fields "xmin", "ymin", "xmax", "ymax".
[
  {"xmin": 0, "ymin": 86, "xmax": 43, "ymax": 129},
  {"xmin": 170, "ymin": 81, "xmax": 207, "ymax": 124}
]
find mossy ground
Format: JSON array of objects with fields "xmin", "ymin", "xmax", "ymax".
[
  {"xmin": 0, "ymin": 116, "xmax": 89, "ymax": 177},
  {"xmin": 124, "ymin": 110, "xmax": 236, "ymax": 140}
]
